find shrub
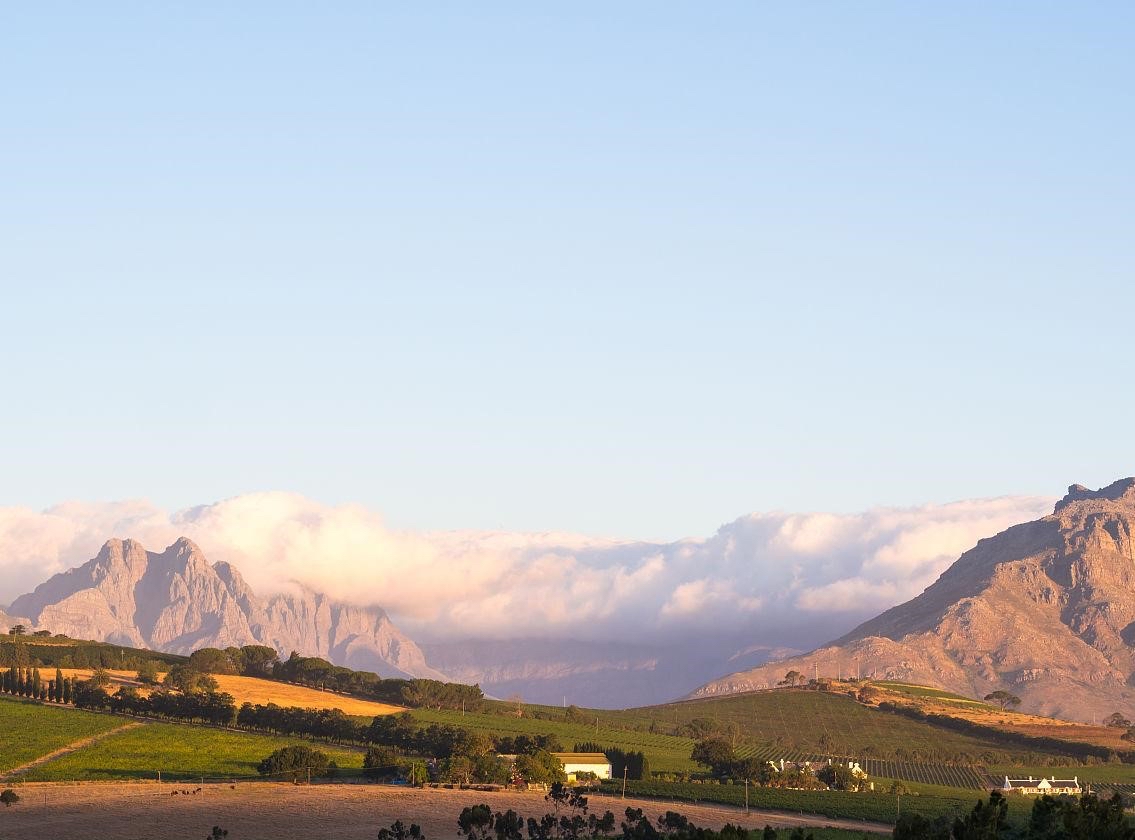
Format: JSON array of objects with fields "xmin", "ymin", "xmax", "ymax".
[
  {"xmin": 0, "ymin": 789, "xmax": 20, "ymax": 807},
  {"xmin": 256, "ymin": 745, "xmax": 330, "ymax": 781}
]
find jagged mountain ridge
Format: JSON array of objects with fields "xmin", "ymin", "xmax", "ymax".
[
  {"xmin": 8, "ymin": 537, "xmax": 447, "ymax": 680},
  {"xmin": 690, "ymin": 478, "xmax": 1135, "ymax": 722}
]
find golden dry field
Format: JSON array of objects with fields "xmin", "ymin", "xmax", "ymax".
[
  {"xmin": 869, "ymin": 683, "xmax": 1127, "ymax": 749},
  {"xmin": 0, "ymin": 782, "xmax": 890, "ymax": 840},
  {"xmin": 56, "ymin": 670, "xmax": 404, "ymax": 717}
]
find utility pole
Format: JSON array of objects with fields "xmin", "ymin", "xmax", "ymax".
[
  {"xmin": 744, "ymin": 779, "xmax": 749, "ymax": 815},
  {"xmin": 622, "ymin": 766, "xmax": 628, "ymax": 799},
  {"xmin": 855, "ymin": 658, "xmax": 860, "ymax": 682},
  {"xmin": 814, "ymin": 662, "xmax": 819, "ymax": 683}
]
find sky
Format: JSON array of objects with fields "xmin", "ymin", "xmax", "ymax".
[{"xmin": 2, "ymin": 4, "xmax": 1133, "ymax": 541}]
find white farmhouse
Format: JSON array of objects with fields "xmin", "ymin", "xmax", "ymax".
[
  {"xmin": 552, "ymin": 752, "xmax": 612, "ymax": 781},
  {"xmin": 1001, "ymin": 776, "xmax": 1081, "ymax": 796}
]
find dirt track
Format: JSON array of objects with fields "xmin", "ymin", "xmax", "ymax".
[{"xmin": 0, "ymin": 782, "xmax": 890, "ymax": 839}]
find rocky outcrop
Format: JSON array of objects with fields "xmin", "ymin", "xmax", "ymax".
[
  {"xmin": 691, "ymin": 479, "xmax": 1135, "ymax": 722},
  {"xmin": 9, "ymin": 538, "xmax": 447, "ymax": 680}
]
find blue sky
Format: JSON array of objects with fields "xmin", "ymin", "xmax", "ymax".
[{"xmin": 3, "ymin": 3, "xmax": 1132, "ymax": 540}]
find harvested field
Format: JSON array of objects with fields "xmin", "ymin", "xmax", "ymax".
[
  {"xmin": 0, "ymin": 782, "xmax": 891, "ymax": 840},
  {"xmin": 57, "ymin": 669, "xmax": 404, "ymax": 717}
]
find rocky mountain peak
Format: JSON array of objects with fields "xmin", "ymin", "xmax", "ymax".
[
  {"xmin": 691, "ymin": 478, "xmax": 1135, "ymax": 722},
  {"xmin": 1055, "ymin": 477, "xmax": 1135, "ymax": 513},
  {"xmin": 8, "ymin": 538, "xmax": 445, "ymax": 681}
]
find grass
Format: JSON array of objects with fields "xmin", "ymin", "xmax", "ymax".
[
  {"xmin": 603, "ymin": 778, "xmax": 1034, "ymax": 827},
  {"xmin": 20, "ymin": 722, "xmax": 365, "ymax": 781},
  {"xmin": 413, "ymin": 707, "xmax": 697, "ymax": 772},
  {"xmin": 572, "ymin": 690, "xmax": 1045, "ymax": 763},
  {"xmin": 0, "ymin": 694, "xmax": 129, "ymax": 772},
  {"xmin": 984, "ymin": 764, "xmax": 1135, "ymax": 784}
]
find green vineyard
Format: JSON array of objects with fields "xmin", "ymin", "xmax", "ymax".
[{"xmin": 861, "ymin": 759, "xmax": 990, "ymax": 790}]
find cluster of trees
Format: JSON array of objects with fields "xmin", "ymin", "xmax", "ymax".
[
  {"xmin": 177, "ymin": 646, "xmax": 486, "ymax": 712},
  {"xmin": 268, "ymin": 651, "xmax": 484, "ymax": 711},
  {"xmin": 603, "ymin": 748, "xmax": 650, "ymax": 781},
  {"xmin": 2, "ymin": 666, "xmax": 78, "ymax": 704},
  {"xmin": 441, "ymin": 787, "xmax": 823, "ymax": 840},
  {"xmin": 0, "ymin": 636, "xmax": 181, "ymax": 671},
  {"xmin": 256, "ymin": 745, "xmax": 332, "ymax": 781},
  {"xmin": 894, "ymin": 790, "xmax": 1135, "ymax": 839},
  {"xmin": 689, "ymin": 738, "xmax": 826, "ymax": 790},
  {"xmin": 73, "ymin": 682, "xmax": 239, "ymax": 725},
  {"xmin": 237, "ymin": 703, "xmax": 363, "ymax": 743}
]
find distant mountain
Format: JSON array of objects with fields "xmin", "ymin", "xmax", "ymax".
[
  {"xmin": 9, "ymin": 537, "xmax": 447, "ymax": 680},
  {"xmin": 691, "ymin": 479, "xmax": 1135, "ymax": 722},
  {"xmin": 0, "ymin": 607, "xmax": 30, "ymax": 634},
  {"xmin": 422, "ymin": 638, "xmax": 796, "ymax": 708}
]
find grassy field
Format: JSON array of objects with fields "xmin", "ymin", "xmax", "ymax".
[
  {"xmin": 984, "ymin": 764, "xmax": 1135, "ymax": 785},
  {"xmin": 603, "ymin": 778, "xmax": 1033, "ymax": 827},
  {"xmin": 413, "ymin": 707, "xmax": 697, "ymax": 772},
  {"xmin": 485, "ymin": 690, "xmax": 1055, "ymax": 764},
  {"xmin": 57, "ymin": 668, "xmax": 406, "ymax": 716},
  {"xmin": 0, "ymin": 695, "xmax": 129, "ymax": 773},
  {"xmin": 20, "ymin": 722, "xmax": 365, "ymax": 781}
]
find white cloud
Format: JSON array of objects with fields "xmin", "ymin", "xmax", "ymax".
[{"xmin": 0, "ymin": 491, "xmax": 1055, "ymax": 646}]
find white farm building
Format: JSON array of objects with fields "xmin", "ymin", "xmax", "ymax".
[
  {"xmin": 552, "ymin": 753, "xmax": 612, "ymax": 781},
  {"xmin": 1001, "ymin": 776, "xmax": 1081, "ymax": 796}
]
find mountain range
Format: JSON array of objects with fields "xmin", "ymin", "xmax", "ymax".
[
  {"xmin": 3, "ymin": 479, "xmax": 1135, "ymax": 721},
  {"xmin": 692, "ymin": 479, "xmax": 1135, "ymax": 722},
  {"xmin": 4, "ymin": 537, "xmax": 445, "ymax": 680}
]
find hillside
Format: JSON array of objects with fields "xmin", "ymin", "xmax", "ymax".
[
  {"xmin": 55, "ymin": 668, "xmax": 406, "ymax": 717},
  {"xmin": 9, "ymin": 537, "xmax": 446, "ymax": 680},
  {"xmin": 693, "ymin": 479, "xmax": 1135, "ymax": 722}
]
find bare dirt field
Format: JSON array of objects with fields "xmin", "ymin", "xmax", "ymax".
[{"xmin": 0, "ymin": 782, "xmax": 889, "ymax": 840}]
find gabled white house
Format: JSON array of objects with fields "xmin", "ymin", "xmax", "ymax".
[{"xmin": 1002, "ymin": 776, "xmax": 1081, "ymax": 796}]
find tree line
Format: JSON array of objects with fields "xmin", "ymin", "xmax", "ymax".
[{"xmin": 2, "ymin": 666, "xmax": 79, "ymax": 704}]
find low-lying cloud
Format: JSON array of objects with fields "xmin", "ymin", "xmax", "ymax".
[{"xmin": 0, "ymin": 492, "xmax": 1055, "ymax": 646}]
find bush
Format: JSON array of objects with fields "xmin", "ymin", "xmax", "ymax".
[
  {"xmin": 0, "ymin": 789, "xmax": 20, "ymax": 807},
  {"xmin": 256, "ymin": 745, "xmax": 330, "ymax": 781}
]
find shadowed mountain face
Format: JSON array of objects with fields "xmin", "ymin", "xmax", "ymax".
[
  {"xmin": 690, "ymin": 479, "xmax": 1135, "ymax": 722},
  {"xmin": 9, "ymin": 537, "xmax": 446, "ymax": 680}
]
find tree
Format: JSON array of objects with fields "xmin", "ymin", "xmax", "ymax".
[
  {"xmin": 983, "ymin": 690, "xmax": 1021, "ymax": 712},
  {"xmin": 256, "ymin": 745, "xmax": 330, "ymax": 781},
  {"xmin": 163, "ymin": 664, "xmax": 218, "ymax": 694},
  {"xmin": 378, "ymin": 820, "xmax": 425, "ymax": 840},
  {"xmin": 136, "ymin": 659, "xmax": 161, "ymax": 685},
  {"xmin": 8, "ymin": 625, "xmax": 26, "ymax": 636},
  {"xmin": 780, "ymin": 670, "xmax": 804, "ymax": 687},
  {"xmin": 690, "ymin": 737, "xmax": 734, "ymax": 775},
  {"xmin": 1104, "ymin": 711, "xmax": 1132, "ymax": 728},
  {"xmin": 238, "ymin": 645, "xmax": 279, "ymax": 677},
  {"xmin": 513, "ymin": 750, "xmax": 566, "ymax": 785},
  {"xmin": 0, "ymin": 789, "xmax": 20, "ymax": 807},
  {"xmin": 953, "ymin": 790, "xmax": 1008, "ymax": 840},
  {"xmin": 189, "ymin": 648, "xmax": 239, "ymax": 675}
]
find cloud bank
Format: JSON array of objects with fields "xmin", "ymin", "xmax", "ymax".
[{"xmin": 0, "ymin": 492, "xmax": 1055, "ymax": 645}]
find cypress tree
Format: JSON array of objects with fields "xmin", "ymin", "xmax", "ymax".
[
  {"xmin": 47, "ymin": 680, "xmax": 56, "ymax": 703},
  {"xmin": 62, "ymin": 677, "xmax": 73, "ymax": 704},
  {"xmin": 32, "ymin": 668, "xmax": 42, "ymax": 697},
  {"xmin": 55, "ymin": 668, "xmax": 64, "ymax": 702}
]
